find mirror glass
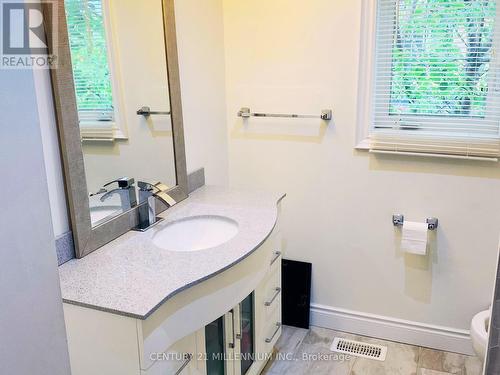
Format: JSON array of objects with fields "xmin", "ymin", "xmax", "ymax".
[{"xmin": 64, "ymin": 0, "xmax": 176, "ymax": 226}]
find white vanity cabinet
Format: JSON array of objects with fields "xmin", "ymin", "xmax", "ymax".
[
  {"xmin": 63, "ymin": 218, "xmax": 282, "ymax": 375},
  {"xmin": 142, "ymin": 333, "xmax": 199, "ymax": 375},
  {"xmin": 196, "ymin": 265, "xmax": 283, "ymax": 375}
]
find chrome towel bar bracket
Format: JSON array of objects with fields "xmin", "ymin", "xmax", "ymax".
[
  {"xmin": 392, "ymin": 214, "xmax": 439, "ymax": 230},
  {"xmin": 136, "ymin": 106, "xmax": 171, "ymax": 116},
  {"xmin": 237, "ymin": 107, "xmax": 332, "ymax": 121}
]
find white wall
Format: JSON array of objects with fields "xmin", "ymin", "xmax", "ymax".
[
  {"xmin": 174, "ymin": 0, "xmax": 229, "ymax": 185},
  {"xmin": 42, "ymin": 0, "xmax": 229, "ymax": 237},
  {"xmin": 37, "ymin": 68, "xmax": 70, "ymax": 236},
  {"xmin": 0, "ymin": 67, "xmax": 71, "ymax": 374},
  {"xmin": 222, "ymin": 0, "xmax": 500, "ymax": 339}
]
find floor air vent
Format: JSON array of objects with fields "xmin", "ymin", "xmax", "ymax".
[{"xmin": 330, "ymin": 337, "xmax": 387, "ymax": 361}]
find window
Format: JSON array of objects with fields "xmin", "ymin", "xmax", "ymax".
[
  {"xmin": 65, "ymin": 0, "xmax": 125, "ymax": 140},
  {"xmin": 358, "ymin": 0, "xmax": 500, "ymax": 160}
]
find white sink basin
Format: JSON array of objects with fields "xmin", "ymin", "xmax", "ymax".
[{"xmin": 152, "ymin": 215, "xmax": 239, "ymax": 252}]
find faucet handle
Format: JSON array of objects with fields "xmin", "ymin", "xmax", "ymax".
[
  {"xmin": 137, "ymin": 181, "xmax": 176, "ymax": 206},
  {"xmin": 154, "ymin": 182, "xmax": 170, "ymax": 192},
  {"xmin": 137, "ymin": 181, "xmax": 169, "ymax": 192},
  {"xmin": 103, "ymin": 177, "xmax": 135, "ymax": 189}
]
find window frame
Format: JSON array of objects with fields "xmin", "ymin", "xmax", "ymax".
[
  {"xmin": 356, "ymin": 0, "xmax": 500, "ymax": 150},
  {"xmin": 356, "ymin": 0, "xmax": 378, "ymax": 149},
  {"xmin": 74, "ymin": 0, "xmax": 128, "ymax": 141}
]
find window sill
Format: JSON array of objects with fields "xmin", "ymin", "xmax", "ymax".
[
  {"xmin": 355, "ymin": 138, "xmax": 370, "ymax": 151},
  {"xmin": 80, "ymin": 121, "xmax": 128, "ymax": 142},
  {"xmin": 354, "ymin": 137, "xmax": 499, "ymax": 162}
]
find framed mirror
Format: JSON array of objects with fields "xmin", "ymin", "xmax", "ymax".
[{"xmin": 43, "ymin": 0, "xmax": 188, "ymax": 258}]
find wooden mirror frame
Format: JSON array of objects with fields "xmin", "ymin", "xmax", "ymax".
[{"xmin": 42, "ymin": 0, "xmax": 188, "ymax": 258}]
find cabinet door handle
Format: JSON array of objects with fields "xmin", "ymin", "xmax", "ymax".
[
  {"xmin": 236, "ymin": 303, "xmax": 242, "ymax": 340},
  {"xmin": 270, "ymin": 251, "xmax": 282, "ymax": 266},
  {"xmin": 264, "ymin": 287, "xmax": 282, "ymax": 307},
  {"xmin": 228, "ymin": 309, "xmax": 235, "ymax": 348},
  {"xmin": 174, "ymin": 353, "xmax": 192, "ymax": 375},
  {"xmin": 265, "ymin": 322, "xmax": 282, "ymax": 343}
]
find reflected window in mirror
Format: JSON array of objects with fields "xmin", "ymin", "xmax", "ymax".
[{"xmin": 65, "ymin": 0, "xmax": 126, "ymax": 141}]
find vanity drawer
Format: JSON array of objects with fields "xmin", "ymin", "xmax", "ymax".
[
  {"xmin": 142, "ymin": 334, "xmax": 197, "ymax": 375},
  {"xmin": 262, "ymin": 319, "xmax": 282, "ymax": 353},
  {"xmin": 262, "ymin": 270, "xmax": 281, "ymax": 311},
  {"xmin": 269, "ymin": 248, "xmax": 282, "ymax": 274},
  {"xmin": 267, "ymin": 231, "xmax": 282, "ymax": 277},
  {"xmin": 142, "ymin": 355, "xmax": 194, "ymax": 375},
  {"xmin": 263, "ymin": 271, "xmax": 281, "ymax": 322}
]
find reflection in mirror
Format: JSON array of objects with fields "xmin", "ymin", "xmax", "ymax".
[{"xmin": 64, "ymin": 0, "xmax": 177, "ymax": 226}]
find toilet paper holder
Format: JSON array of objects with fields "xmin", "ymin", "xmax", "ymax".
[{"xmin": 392, "ymin": 215, "xmax": 438, "ymax": 230}]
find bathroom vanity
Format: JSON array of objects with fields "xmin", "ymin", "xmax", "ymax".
[{"xmin": 59, "ymin": 187, "xmax": 285, "ymax": 375}]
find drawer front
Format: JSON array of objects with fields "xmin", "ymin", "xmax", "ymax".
[
  {"xmin": 263, "ymin": 270, "xmax": 281, "ymax": 318},
  {"xmin": 143, "ymin": 334, "xmax": 196, "ymax": 375},
  {"xmin": 268, "ymin": 248, "xmax": 282, "ymax": 275},
  {"xmin": 262, "ymin": 319, "xmax": 282, "ymax": 353},
  {"xmin": 267, "ymin": 231, "xmax": 282, "ymax": 277},
  {"xmin": 142, "ymin": 354, "xmax": 193, "ymax": 375}
]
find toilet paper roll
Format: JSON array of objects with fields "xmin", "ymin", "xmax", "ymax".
[{"xmin": 401, "ymin": 221, "xmax": 428, "ymax": 255}]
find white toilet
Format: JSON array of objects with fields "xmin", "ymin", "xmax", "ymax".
[{"xmin": 471, "ymin": 309, "xmax": 490, "ymax": 361}]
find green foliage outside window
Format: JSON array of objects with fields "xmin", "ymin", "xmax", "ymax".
[
  {"xmin": 390, "ymin": 0, "xmax": 497, "ymax": 117},
  {"xmin": 65, "ymin": 0, "xmax": 114, "ymax": 114}
]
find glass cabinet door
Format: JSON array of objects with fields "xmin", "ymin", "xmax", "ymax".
[
  {"xmin": 205, "ymin": 316, "xmax": 226, "ymax": 375},
  {"xmin": 238, "ymin": 293, "xmax": 255, "ymax": 375},
  {"xmin": 204, "ymin": 293, "xmax": 255, "ymax": 375}
]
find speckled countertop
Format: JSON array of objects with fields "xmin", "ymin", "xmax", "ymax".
[{"xmin": 58, "ymin": 186, "xmax": 285, "ymax": 320}]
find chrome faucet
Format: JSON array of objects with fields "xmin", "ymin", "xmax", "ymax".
[
  {"xmin": 98, "ymin": 177, "xmax": 137, "ymax": 209},
  {"xmin": 134, "ymin": 181, "xmax": 176, "ymax": 231}
]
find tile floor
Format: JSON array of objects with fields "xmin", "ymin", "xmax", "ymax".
[{"xmin": 262, "ymin": 326, "xmax": 484, "ymax": 375}]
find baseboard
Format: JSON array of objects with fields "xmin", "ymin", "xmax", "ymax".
[
  {"xmin": 56, "ymin": 231, "xmax": 75, "ymax": 266},
  {"xmin": 310, "ymin": 303, "xmax": 474, "ymax": 355}
]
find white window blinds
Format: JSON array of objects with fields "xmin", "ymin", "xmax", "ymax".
[
  {"xmin": 65, "ymin": 0, "xmax": 115, "ymax": 124},
  {"xmin": 370, "ymin": 0, "xmax": 500, "ymax": 160}
]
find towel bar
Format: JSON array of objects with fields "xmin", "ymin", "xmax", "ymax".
[
  {"xmin": 136, "ymin": 106, "xmax": 171, "ymax": 116},
  {"xmin": 237, "ymin": 107, "xmax": 332, "ymax": 121}
]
